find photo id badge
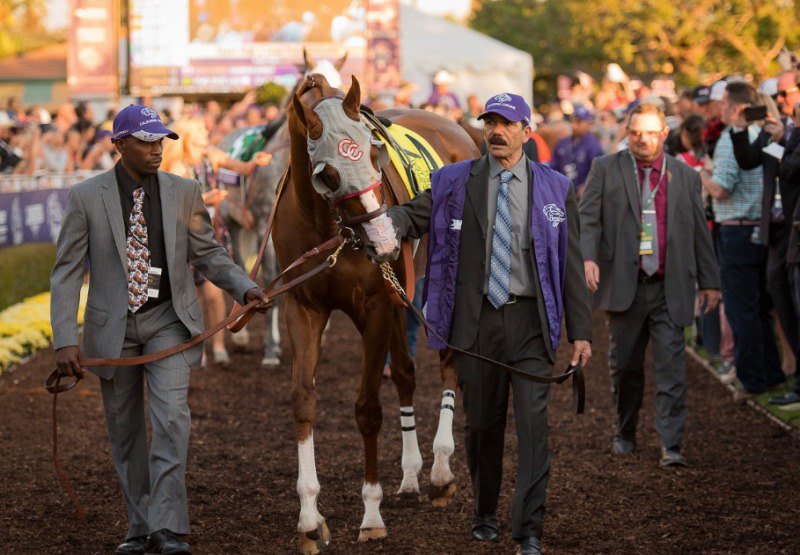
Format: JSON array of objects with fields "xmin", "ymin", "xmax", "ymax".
[
  {"xmin": 639, "ymin": 223, "xmax": 654, "ymax": 255},
  {"xmin": 147, "ymin": 267, "xmax": 162, "ymax": 299}
]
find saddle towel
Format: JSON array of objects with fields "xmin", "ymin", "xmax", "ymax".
[{"xmin": 383, "ymin": 123, "xmax": 445, "ymax": 198}]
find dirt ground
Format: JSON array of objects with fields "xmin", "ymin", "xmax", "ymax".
[{"xmin": 2, "ymin": 308, "xmax": 799, "ymax": 554}]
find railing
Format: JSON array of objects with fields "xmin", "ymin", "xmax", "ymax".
[{"xmin": 0, "ymin": 170, "xmax": 103, "ymax": 194}]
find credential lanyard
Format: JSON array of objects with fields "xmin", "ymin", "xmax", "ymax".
[{"xmin": 631, "ymin": 152, "xmax": 667, "ymax": 219}]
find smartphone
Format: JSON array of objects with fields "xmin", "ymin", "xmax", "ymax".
[{"xmin": 743, "ymin": 105, "xmax": 768, "ymax": 122}]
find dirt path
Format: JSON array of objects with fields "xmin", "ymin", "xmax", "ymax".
[{"xmin": 2, "ymin": 309, "xmax": 798, "ymax": 554}]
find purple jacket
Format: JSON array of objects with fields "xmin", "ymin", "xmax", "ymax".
[{"xmin": 423, "ymin": 158, "xmax": 571, "ymax": 350}]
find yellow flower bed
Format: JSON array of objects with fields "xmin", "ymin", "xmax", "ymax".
[{"xmin": 0, "ymin": 285, "xmax": 88, "ymax": 374}]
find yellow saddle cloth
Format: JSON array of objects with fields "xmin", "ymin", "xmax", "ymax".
[{"xmin": 383, "ymin": 123, "xmax": 444, "ymax": 198}]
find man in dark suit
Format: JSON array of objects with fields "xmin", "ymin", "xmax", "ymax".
[
  {"xmin": 580, "ymin": 102, "xmax": 721, "ymax": 467},
  {"xmin": 388, "ymin": 93, "xmax": 593, "ymax": 555},
  {"xmin": 51, "ymin": 105, "xmax": 271, "ymax": 554}
]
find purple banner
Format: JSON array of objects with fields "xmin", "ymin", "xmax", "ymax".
[{"xmin": 0, "ymin": 189, "xmax": 70, "ymax": 248}]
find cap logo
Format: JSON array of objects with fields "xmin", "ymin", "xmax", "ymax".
[
  {"xmin": 337, "ymin": 138, "xmax": 363, "ymax": 161},
  {"xmin": 494, "ymin": 93, "xmax": 512, "ymax": 103},
  {"xmin": 141, "ymin": 107, "xmax": 159, "ymax": 119}
]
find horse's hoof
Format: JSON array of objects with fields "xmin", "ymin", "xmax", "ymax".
[
  {"xmin": 396, "ymin": 490, "xmax": 419, "ymax": 501},
  {"xmin": 429, "ymin": 481, "xmax": 457, "ymax": 508},
  {"xmin": 298, "ymin": 521, "xmax": 331, "ymax": 554},
  {"xmin": 357, "ymin": 527, "xmax": 388, "ymax": 542}
]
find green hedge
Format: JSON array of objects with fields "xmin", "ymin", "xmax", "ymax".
[{"xmin": 0, "ymin": 244, "xmax": 56, "ymax": 311}]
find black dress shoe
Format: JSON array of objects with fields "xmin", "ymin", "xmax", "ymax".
[
  {"xmin": 472, "ymin": 524, "xmax": 499, "ymax": 542},
  {"xmin": 144, "ymin": 529, "xmax": 191, "ymax": 555},
  {"xmin": 516, "ymin": 536, "xmax": 542, "ymax": 555},
  {"xmin": 769, "ymin": 391, "xmax": 800, "ymax": 405},
  {"xmin": 115, "ymin": 536, "xmax": 147, "ymax": 555}
]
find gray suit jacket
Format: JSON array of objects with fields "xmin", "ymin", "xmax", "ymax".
[
  {"xmin": 579, "ymin": 151, "xmax": 720, "ymax": 326},
  {"xmin": 50, "ymin": 167, "xmax": 259, "ymax": 378},
  {"xmin": 388, "ymin": 155, "xmax": 593, "ymax": 363}
]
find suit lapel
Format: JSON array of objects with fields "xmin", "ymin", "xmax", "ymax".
[
  {"xmin": 466, "ymin": 156, "xmax": 489, "ymax": 236},
  {"xmin": 100, "ymin": 169, "xmax": 128, "ymax": 272},
  {"xmin": 665, "ymin": 156, "xmax": 677, "ymax": 243},
  {"xmin": 158, "ymin": 171, "xmax": 177, "ymax": 272},
  {"xmin": 619, "ymin": 152, "xmax": 640, "ymax": 221}
]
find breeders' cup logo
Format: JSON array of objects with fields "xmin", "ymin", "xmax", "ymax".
[
  {"xmin": 11, "ymin": 196, "xmax": 23, "ymax": 245},
  {"xmin": 543, "ymin": 203, "xmax": 565, "ymax": 228},
  {"xmin": 47, "ymin": 192, "xmax": 64, "ymax": 241},
  {"xmin": 494, "ymin": 93, "xmax": 512, "ymax": 103},
  {"xmin": 141, "ymin": 107, "xmax": 159, "ymax": 119},
  {"xmin": 337, "ymin": 138, "xmax": 364, "ymax": 161}
]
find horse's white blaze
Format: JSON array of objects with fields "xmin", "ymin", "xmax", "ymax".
[
  {"xmin": 397, "ymin": 407, "xmax": 423, "ymax": 494},
  {"xmin": 297, "ymin": 435, "xmax": 324, "ymax": 532},
  {"xmin": 360, "ymin": 482, "xmax": 386, "ymax": 530},
  {"xmin": 360, "ymin": 191, "xmax": 398, "ymax": 256},
  {"xmin": 431, "ymin": 390, "xmax": 456, "ymax": 486}
]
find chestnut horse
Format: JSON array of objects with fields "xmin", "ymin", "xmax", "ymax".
[{"xmin": 273, "ymin": 74, "xmax": 478, "ymax": 552}]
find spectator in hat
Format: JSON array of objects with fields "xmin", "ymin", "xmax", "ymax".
[
  {"xmin": 549, "ymin": 105, "xmax": 604, "ymax": 198},
  {"xmin": 427, "ymin": 69, "xmax": 461, "ymax": 111},
  {"xmin": 695, "ymin": 84, "xmax": 725, "ymax": 154}
]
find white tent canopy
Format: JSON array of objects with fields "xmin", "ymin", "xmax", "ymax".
[{"xmin": 400, "ymin": 5, "xmax": 534, "ymax": 108}]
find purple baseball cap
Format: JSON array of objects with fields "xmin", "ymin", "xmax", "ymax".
[
  {"xmin": 571, "ymin": 105, "xmax": 594, "ymax": 122},
  {"xmin": 112, "ymin": 104, "xmax": 178, "ymax": 141},
  {"xmin": 478, "ymin": 93, "xmax": 531, "ymax": 125}
]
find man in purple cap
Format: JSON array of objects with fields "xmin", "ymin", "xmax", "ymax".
[
  {"xmin": 549, "ymin": 105, "xmax": 604, "ymax": 199},
  {"xmin": 50, "ymin": 105, "xmax": 271, "ymax": 554},
  {"xmin": 387, "ymin": 93, "xmax": 593, "ymax": 554}
]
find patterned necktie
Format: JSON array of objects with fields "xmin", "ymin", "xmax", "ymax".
[
  {"xmin": 488, "ymin": 169, "xmax": 513, "ymax": 309},
  {"xmin": 640, "ymin": 167, "xmax": 659, "ymax": 276},
  {"xmin": 127, "ymin": 187, "xmax": 150, "ymax": 312}
]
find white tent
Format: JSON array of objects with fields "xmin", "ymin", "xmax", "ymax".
[{"xmin": 400, "ymin": 5, "xmax": 534, "ymax": 107}]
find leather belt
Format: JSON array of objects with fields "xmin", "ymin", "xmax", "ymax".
[
  {"xmin": 719, "ymin": 218, "xmax": 759, "ymax": 226},
  {"xmin": 638, "ymin": 271, "xmax": 663, "ymax": 284}
]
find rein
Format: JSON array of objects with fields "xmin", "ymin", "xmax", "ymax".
[{"xmin": 379, "ymin": 263, "xmax": 586, "ymax": 415}]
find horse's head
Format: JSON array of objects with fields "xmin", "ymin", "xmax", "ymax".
[{"xmin": 289, "ymin": 73, "xmax": 399, "ymax": 264}]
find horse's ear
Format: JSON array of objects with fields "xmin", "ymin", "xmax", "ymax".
[
  {"xmin": 342, "ymin": 76, "xmax": 361, "ymax": 121},
  {"xmin": 303, "ymin": 48, "xmax": 314, "ymax": 71},
  {"xmin": 334, "ymin": 51, "xmax": 348, "ymax": 71},
  {"xmin": 292, "ymin": 93, "xmax": 323, "ymax": 140}
]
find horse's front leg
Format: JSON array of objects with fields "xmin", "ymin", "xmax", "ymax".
[
  {"xmin": 388, "ymin": 304, "xmax": 422, "ymax": 496},
  {"xmin": 354, "ymin": 303, "xmax": 393, "ymax": 542},
  {"xmin": 430, "ymin": 348, "xmax": 458, "ymax": 508},
  {"xmin": 286, "ymin": 294, "xmax": 331, "ymax": 554}
]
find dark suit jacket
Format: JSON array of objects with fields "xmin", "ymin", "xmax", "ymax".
[
  {"xmin": 730, "ymin": 127, "xmax": 788, "ymax": 247},
  {"xmin": 388, "ymin": 155, "xmax": 593, "ymax": 363},
  {"xmin": 782, "ymin": 129, "xmax": 800, "ymax": 264},
  {"xmin": 579, "ymin": 151, "xmax": 720, "ymax": 327}
]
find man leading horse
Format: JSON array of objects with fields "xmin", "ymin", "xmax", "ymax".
[{"xmin": 386, "ymin": 93, "xmax": 593, "ymax": 555}]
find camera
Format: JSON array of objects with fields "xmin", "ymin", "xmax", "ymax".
[{"xmin": 743, "ymin": 106, "xmax": 768, "ymax": 122}]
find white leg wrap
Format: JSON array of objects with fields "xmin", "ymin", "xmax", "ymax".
[
  {"xmin": 297, "ymin": 435, "xmax": 324, "ymax": 533},
  {"xmin": 431, "ymin": 390, "xmax": 456, "ymax": 486},
  {"xmin": 360, "ymin": 482, "xmax": 386, "ymax": 530},
  {"xmin": 230, "ymin": 326, "xmax": 249, "ymax": 347},
  {"xmin": 397, "ymin": 407, "xmax": 423, "ymax": 494},
  {"xmin": 270, "ymin": 306, "xmax": 281, "ymax": 348},
  {"xmin": 360, "ymin": 191, "xmax": 398, "ymax": 256}
]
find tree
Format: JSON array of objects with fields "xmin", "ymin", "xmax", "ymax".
[{"xmin": 470, "ymin": 0, "xmax": 800, "ymax": 89}]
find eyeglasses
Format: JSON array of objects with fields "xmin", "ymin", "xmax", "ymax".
[
  {"xmin": 776, "ymin": 85, "xmax": 800, "ymax": 99},
  {"xmin": 627, "ymin": 128, "xmax": 664, "ymax": 140}
]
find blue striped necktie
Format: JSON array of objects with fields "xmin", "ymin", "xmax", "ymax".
[{"xmin": 488, "ymin": 169, "xmax": 513, "ymax": 309}]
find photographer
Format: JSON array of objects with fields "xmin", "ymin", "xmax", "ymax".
[
  {"xmin": 699, "ymin": 81, "xmax": 786, "ymax": 400},
  {"xmin": 727, "ymin": 89, "xmax": 800, "ymax": 397}
]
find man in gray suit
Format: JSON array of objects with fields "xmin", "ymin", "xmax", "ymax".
[
  {"xmin": 50, "ymin": 105, "xmax": 270, "ymax": 554},
  {"xmin": 580, "ymin": 102, "xmax": 721, "ymax": 467},
  {"xmin": 388, "ymin": 93, "xmax": 593, "ymax": 555}
]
